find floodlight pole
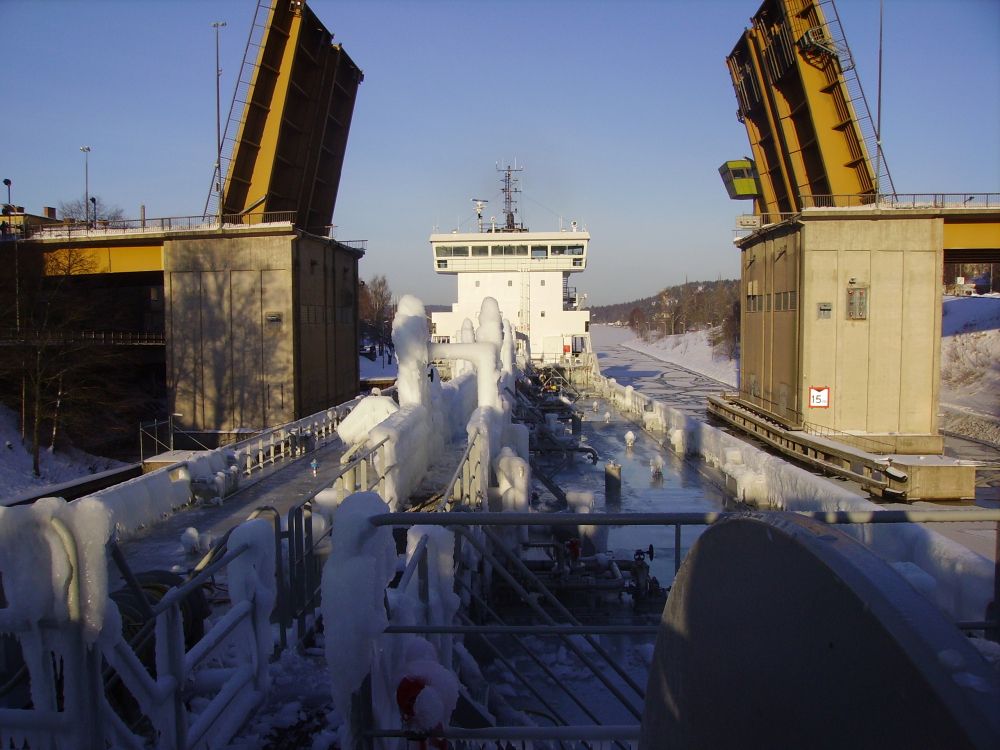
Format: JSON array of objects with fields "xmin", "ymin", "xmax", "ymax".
[
  {"xmin": 80, "ymin": 146, "xmax": 91, "ymax": 228},
  {"xmin": 213, "ymin": 21, "xmax": 227, "ymax": 227}
]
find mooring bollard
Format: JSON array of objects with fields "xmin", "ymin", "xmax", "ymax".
[{"xmin": 605, "ymin": 461, "xmax": 622, "ymax": 507}]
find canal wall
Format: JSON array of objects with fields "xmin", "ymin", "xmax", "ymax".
[{"xmin": 592, "ymin": 373, "xmax": 994, "ymax": 623}]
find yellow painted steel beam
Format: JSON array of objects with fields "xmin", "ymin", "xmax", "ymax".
[
  {"xmin": 222, "ymin": 1, "xmax": 362, "ymax": 235},
  {"xmin": 943, "ymin": 219, "xmax": 1000, "ymax": 250},
  {"xmin": 726, "ymin": 0, "xmax": 876, "ymax": 215},
  {"xmin": 42, "ymin": 243, "xmax": 163, "ymax": 276},
  {"xmin": 223, "ymin": 3, "xmax": 303, "ymax": 221}
]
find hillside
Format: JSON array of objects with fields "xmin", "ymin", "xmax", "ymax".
[{"xmin": 590, "ymin": 279, "xmax": 739, "ymax": 331}]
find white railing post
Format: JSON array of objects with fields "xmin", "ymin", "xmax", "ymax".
[{"xmin": 162, "ymin": 603, "xmax": 189, "ymax": 749}]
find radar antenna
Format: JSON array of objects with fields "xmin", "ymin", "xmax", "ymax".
[{"xmin": 472, "ymin": 198, "xmax": 488, "ymax": 233}]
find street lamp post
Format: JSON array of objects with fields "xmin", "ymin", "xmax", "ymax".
[
  {"xmin": 80, "ymin": 146, "xmax": 91, "ymax": 227},
  {"xmin": 3, "ymin": 178, "xmax": 18, "ymax": 332},
  {"xmin": 212, "ymin": 21, "xmax": 227, "ymax": 226}
]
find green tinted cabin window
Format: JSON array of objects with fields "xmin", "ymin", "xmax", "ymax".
[
  {"xmin": 568, "ymin": 245, "xmax": 584, "ymax": 256},
  {"xmin": 531, "ymin": 245, "xmax": 547, "ymax": 258},
  {"xmin": 551, "ymin": 246, "xmax": 566, "ymax": 256},
  {"xmin": 435, "ymin": 247, "xmax": 452, "ymax": 257},
  {"xmin": 452, "ymin": 246, "xmax": 469, "ymax": 257},
  {"xmin": 472, "ymin": 245, "xmax": 489, "ymax": 256}
]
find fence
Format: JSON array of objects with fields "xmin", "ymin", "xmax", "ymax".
[
  {"xmin": 24, "ymin": 211, "xmax": 298, "ymax": 241},
  {"xmin": 801, "ymin": 193, "xmax": 1000, "ymax": 210}
]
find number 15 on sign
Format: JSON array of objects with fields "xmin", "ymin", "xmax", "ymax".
[{"xmin": 809, "ymin": 386, "xmax": 830, "ymax": 408}]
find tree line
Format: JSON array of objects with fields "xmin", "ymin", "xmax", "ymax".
[{"xmin": 590, "ymin": 278, "xmax": 740, "ymax": 359}]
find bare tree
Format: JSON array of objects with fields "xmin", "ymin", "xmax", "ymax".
[
  {"xmin": 58, "ymin": 196, "xmax": 125, "ymax": 223},
  {"xmin": 627, "ymin": 307, "xmax": 646, "ymax": 336},
  {"xmin": 365, "ymin": 274, "xmax": 393, "ymax": 352},
  {"xmin": 0, "ymin": 247, "xmax": 136, "ymax": 474}
]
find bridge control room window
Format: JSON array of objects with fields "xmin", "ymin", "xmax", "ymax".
[
  {"xmin": 551, "ymin": 245, "xmax": 566, "ymax": 256},
  {"xmin": 531, "ymin": 245, "xmax": 547, "ymax": 258},
  {"xmin": 567, "ymin": 245, "xmax": 584, "ymax": 256},
  {"xmin": 451, "ymin": 246, "xmax": 469, "ymax": 257},
  {"xmin": 472, "ymin": 245, "xmax": 488, "ymax": 256},
  {"xmin": 435, "ymin": 247, "xmax": 453, "ymax": 257}
]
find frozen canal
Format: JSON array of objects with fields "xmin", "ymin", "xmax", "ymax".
[{"xmin": 576, "ymin": 326, "xmax": 736, "ymax": 583}]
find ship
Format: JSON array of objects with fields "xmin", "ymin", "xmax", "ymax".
[{"xmin": 429, "ymin": 164, "xmax": 592, "ymax": 364}]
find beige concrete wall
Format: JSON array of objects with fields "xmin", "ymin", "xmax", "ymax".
[
  {"xmin": 165, "ymin": 232, "xmax": 360, "ymax": 437},
  {"xmin": 799, "ymin": 217, "xmax": 942, "ymax": 440},
  {"xmin": 165, "ymin": 233, "xmax": 297, "ymax": 435},
  {"xmin": 739, "ymin": 215, "xmax": 943, "ymax": 451}
]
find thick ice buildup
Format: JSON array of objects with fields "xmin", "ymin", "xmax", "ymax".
[
  {"xmin": 567, "ymin": 491, "xmax": 607, "ymax": 556},
  {"xmin": 475, "ymin": 297, "xmax": 504, "ymax": 348},
  {"xmin": 392, "ymin": 637, "xmax": 460, "ymax": 733},
  {"xmin": 370, "ymin": 405, "xmax": 432, "ymax": 510},
  {"xmin": 0, "ymin": 496, "xmax": 113, "ymax": 643},
  {"xmin": 322, "ymin": 491, "xmax": 397, "ymax": 747},
  {"xmin": 336, "ymin": 395, "xmax": 399, "ymax": 446},
  {"xmin": 393, "ymin": 295, "xmax": 431, "ymax": 409},
  {"xmin": 227, "ymin": 517, "xmax": 277, "ymax": 690}
]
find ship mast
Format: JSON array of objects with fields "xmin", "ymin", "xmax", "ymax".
[{"xmin": 497, "ymin": 162, "xmax": 525, "ymax": 232}]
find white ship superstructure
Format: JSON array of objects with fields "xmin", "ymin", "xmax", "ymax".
[{"xmin": 430, "ymin": 168, "xmax": 591, "ymax": 362}]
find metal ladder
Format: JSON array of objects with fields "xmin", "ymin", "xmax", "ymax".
[
  {"xmin": 202, "ymin": 1, "xmax": 274, "ymax": 218},
  {"xmin": 815, "ymin": 0, "xmax": 896, "ymax": 196}
]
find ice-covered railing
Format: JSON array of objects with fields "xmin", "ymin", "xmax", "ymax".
[
  {"xmin": 0, "ymin": 499, "xmax": 276, "ymax": 750},
  {"xmin": 77, "ymin": 394, "xmax": 378, "ymax": 540},
  {"xmin": 593, "ymin": 373, "xmax": 996, "ymax": 623},
  {"xmin": 431, "ymin": 427, "xmax": 490, "ymax": 511}
]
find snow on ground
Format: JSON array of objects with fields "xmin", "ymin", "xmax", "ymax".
[
  {"xmin": 359, "ymin": 351, "xmax": 398, "ymax": 380},
  {"xmin": 610, "ymin": 327, "xmax": 738, "ymax": 387},
  {"xmin": 0, "ymin": 404, "xmax": 126, "ymax": 501},
  {"xmin": 939, "ymin": 295, "xmax": 1000, "ymax": 444},
  {"xmin": 599, "ymin": 294, "xmax": 1000, "ymax": 446}
]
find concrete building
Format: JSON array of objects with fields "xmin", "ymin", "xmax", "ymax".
[
  {"xmin": 736, "ymin": 203, "xmax": 1000, "ymax": 456},
  {"xmin": 9, "ymin": 220, "xmax": 364, "ymax": 446},
  {"xmin": 164, "ymin": 226, "xmax": 362, "ymax": 438}
]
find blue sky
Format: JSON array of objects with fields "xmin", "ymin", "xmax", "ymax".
[{"xmin": 4, "ymin": 0, "xmax": 998, "ymax": 306}]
